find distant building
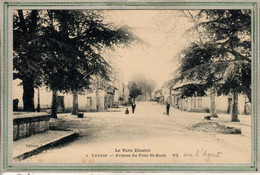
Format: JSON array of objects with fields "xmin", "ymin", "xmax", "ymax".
[
  {"xmin": 154, "ymin": 89, "xmax": 163, "ymax": 103},
  {"xmin": 137, "ymin": 91, "xmax": 152, "ymax": 101},
  {"xmin": 171, "ymin": 92, "xmax": 251, "ymax": 115},
  {"xmin": 13, "ymin": 75, "xmax": 130, "ymax": 112},
  {"xmin": 113, "ymin": 79, "xmax": 129, "ymax": 106},
  {"xmin": 170, "ymin": 82, "xmax": 251, "ymax": 115},
  {"xmin": 162, "ymin": 85, "xmax": 171, "ymax": 104},
  {"xmin": 153, "ymin": 82, "xmax": 251, "ymax": 115}
]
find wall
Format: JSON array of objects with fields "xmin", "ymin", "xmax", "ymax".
[{"xmin": 13, "ymin": 112, "xmax": 50, "ymax": 140}]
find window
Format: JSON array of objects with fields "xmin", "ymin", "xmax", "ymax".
[
  {"xmin": 191, "ymin": 99, "xmax": 196, "ymax": 109},
  {"xmin": 87, "ymin": 97, "xmax": 92, "ymax": 107},
  {"xmin": 198, "ymin": 98, "xmax": 202, "ymax": 108}
]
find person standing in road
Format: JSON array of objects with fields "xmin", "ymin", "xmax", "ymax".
[
  {"xmin": 131, "ymin": 99, "xmax": 136, "ymax": 114},
  {"xmin": 166, "ymin": 102, "xmax": 170, "ymax": 115}
]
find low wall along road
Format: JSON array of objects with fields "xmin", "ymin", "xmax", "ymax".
[{"xmin": 13, "ymin": 112, "xmax": 50, "ymax": 140}]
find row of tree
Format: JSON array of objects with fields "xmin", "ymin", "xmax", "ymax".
[
  {"xmin": 127, "ymin": 73, "xmax": 156, "ymax": 100},
  {"xmin": 170, "ymin": 10, "xmax": 251, "ymax": 122},
  {"xmin": 14, "ymin": 10, "xmax": 135, "ymax": 118}
]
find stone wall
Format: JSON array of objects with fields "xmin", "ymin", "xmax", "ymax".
[{"xmin": 13, "ymin": 112, "xmax": 50, "ymax": 140}]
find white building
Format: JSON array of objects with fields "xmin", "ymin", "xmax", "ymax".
[
  {"xmin": 171, "ymin": 91, "xmax": 251, "ymax": 115},
  {"xmin": 13, "ymin": 75, "xmax": 130, "ymax": 112}
]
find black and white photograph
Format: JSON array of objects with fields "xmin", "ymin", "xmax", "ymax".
[{"xmin": 1, "ymin": 0, "xmax": 259, "ymax": 172}]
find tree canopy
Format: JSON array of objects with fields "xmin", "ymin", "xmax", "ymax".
[
  {"xmin": 13, "ymin": 10, "xmax": 135, "ymax": 112},
  {"xmin": 128, "ymin": 73, "xmax": 156, "ymax": 101},
  {"xmin": 14, "ymin": 10, "xmax": 44, "ymax": 111},
  {"xmin": 172, "ymin": 10, "xmax": 251, "ymax": 100},
  {"xmin": 127, "ymin": 81, "xmax": 142, "ymax": 100},
  {"xmin": 171, "ymin": 10, "xmax": 251, "ymax": 121}
]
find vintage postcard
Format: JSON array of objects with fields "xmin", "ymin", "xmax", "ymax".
[{"xmin": 0, "ymin": 0, "xmax": 259, "ymax": 173}]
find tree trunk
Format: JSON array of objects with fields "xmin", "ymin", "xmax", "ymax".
[
  {"xmin": 210, "ymin": 88, "xmax": 218, "ymax": 118},
  {"xmin": 72, "ymin": 91, "xmax": 79, "ymax": 115},
  {"xmin": 51, "ymin": 89, "xmax": 58, "ymax": 118},
  {"xmin": 36, "ymin": 88, "xmax": 40, "ymax": 112},
  {"xmin": 231, "ymin": 92, "xmax": 240, "ymax": 122},
  {"xmin": 245, "ymin": 88, "xmax": 251, "ymax": 103},
  {"xmin": 22, "ymin": 78, "xmax": 35, "ymax": 112},
  {"xmin": 96, "ymin": 89, "xmax": 100, "ymax": 112}
]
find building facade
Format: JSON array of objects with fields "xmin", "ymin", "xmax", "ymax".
[
  {"xmin": 154, "ymin": 82, "xmax": 251, "ymax": 115},
  {"xmin": 171, "ymin": 91, "xmax": 251, "ymax": 115},
  {"xmin": 13, "ymin": 76, "xmax": 130, "ymax": 113}
]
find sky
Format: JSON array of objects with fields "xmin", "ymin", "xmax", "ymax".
[{"xmin": 102, "ymin": 10, "xmax": 194, "ymax": 89}]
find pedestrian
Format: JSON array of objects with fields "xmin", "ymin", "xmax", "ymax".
[
  {"xmin": 166, "ymin": 102, "xmax": 170, "ymax": 115},
  {"xmin": 131, "ymin": 100, "xmax": 136, "ymax": 114},
  {"xmin": 125, "ymin": 108, "xmax": 129, "ymax": 114},
  {"xmin": 13, "ymin": 98, "xmax": 19, "ymax": 111}
]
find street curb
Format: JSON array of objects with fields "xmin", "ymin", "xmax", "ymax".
[{"xmin": 14, "ymin": 131, "xmax": 79, "ymax": 161}]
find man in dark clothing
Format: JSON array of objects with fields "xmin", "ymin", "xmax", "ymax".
[
  {"xmin": 131, "ymin": 102, "xmax": 136, "ymax": 114},
  {"xmin": 166, "ymin": 102, "xmax": 170, "ymax": 115},
  {"xmin": 13, "ymin": 99, "xmax": 19, "ymax": 111}
]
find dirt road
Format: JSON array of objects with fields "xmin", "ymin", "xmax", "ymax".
[{"xmin": 24, "ymin": 101, "xmax": 252, "ymax": 164}]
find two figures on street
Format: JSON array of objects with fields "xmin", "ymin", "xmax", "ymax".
[
  {"xmin": 125, "ymin": 100, "xmax": 170, "ymax": 116},
  {"xmin": 125, "ymin": 99, "xmax": 136, "ymax": 115}
]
